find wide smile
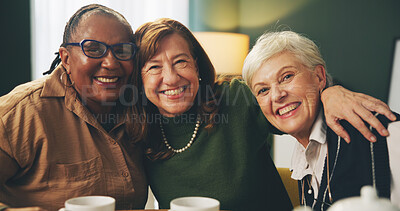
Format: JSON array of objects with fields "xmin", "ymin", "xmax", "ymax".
[
  {"xmin": 94, "ymin": 76, "xmax": 121, "ymax": 85},
  {"xmin": 276, "ymin": 102, "xmax": 301, "ymax": 116},
  {"xmin": 160, "ymin": 86, "xmax": 188, "ymax": 96}
]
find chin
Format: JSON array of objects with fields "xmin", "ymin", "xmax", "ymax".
[
  {"xmin": 160, "ymin": 111, "xmax": 181, "ymax": 117},
  {"xmin": 283, "ymin": 125, "xmax": 306, "ymax": 135},
  {"xmin": 168, "ymin": 108, "xmax": 186, "ymax": 115}
]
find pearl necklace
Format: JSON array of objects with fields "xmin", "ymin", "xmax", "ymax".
[{"xmin": 160, "ymin": 115, "xmax": 201, "ymax": 153}]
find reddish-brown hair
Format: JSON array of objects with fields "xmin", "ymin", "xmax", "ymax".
[{"xmin": 134, "ymin": 18, "xmax": 223, "ymax": 160}]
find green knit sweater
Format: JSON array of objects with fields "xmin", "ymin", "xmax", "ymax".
[{"xmin": 145, "ymin": 79, "xmax": 292, "ymax": 211}]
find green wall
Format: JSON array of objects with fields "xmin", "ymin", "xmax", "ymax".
[
  {"xmin": 189, "ymin": 0, "xmax": 400, "ymax": 102},
  {"xmin": 0, "ymin": 0, "xmax": 31, "ymax": 96}
]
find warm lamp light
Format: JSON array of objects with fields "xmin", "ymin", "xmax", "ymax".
[{"xmin": 194, "ymin": 32, "xmax": 250, "ymax": 75}]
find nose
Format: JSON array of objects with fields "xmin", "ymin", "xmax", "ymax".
[
  {"xmin": 162, "ymin": 65, "xmax": 180, "ymax": 85},
  {"xmin": 271, "ymin": 84, "xmax": 287, "ymax": 102},
  {"xmin": 101, "ymin": 49, "xmax": 120, "ymax": 70}
]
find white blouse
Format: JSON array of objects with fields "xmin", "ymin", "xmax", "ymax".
[{"xmin": 290, "ymin": 111, "xmax": 400, "ymax": 208}]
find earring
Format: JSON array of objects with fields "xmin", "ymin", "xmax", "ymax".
[
  {"xmin": 199, "ymin": 77, "xmax": 202, "ymax": 82},
  {"xmin": 60, "ymin": 71, "xmax": 75, "ymax": 87}
]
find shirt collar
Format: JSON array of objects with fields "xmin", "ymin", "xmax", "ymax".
[
  {"xmin": 39, "ymin": 64, "xmax": 128, "ymax": 129},
  {"xmin": 290, "ymin": 110, "xmax": 327, "ymax": 180},
  {"xmin": 309, "ymin": 110, "xmax": 327, "ymax": 145},
  {"xmin": 40, "ymin": 64, "xmax": 68, "ymax": 98},
  {"xmin": 40, "ymin": 64, "xmax": 79, "ymax": 115}
]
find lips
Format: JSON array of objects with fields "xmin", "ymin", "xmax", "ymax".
[
  {"xmin": 160, "ymin": 86, "xmax": 187, "ymax": 96},
  {"xmin": 277, "ymin": 102, "xmax": 301, "ymax": 116}
]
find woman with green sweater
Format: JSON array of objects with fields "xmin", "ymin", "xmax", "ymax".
[{"xmin": 133, "ymin": 18, "xmax": 395, "ymax": 211}]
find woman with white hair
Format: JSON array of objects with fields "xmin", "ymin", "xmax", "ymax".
[{"xmin": 242, "ymin": 31, "xmax": 400, "ymax": 210}]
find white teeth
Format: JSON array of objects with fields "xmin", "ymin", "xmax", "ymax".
[
  {"xmin": 163, "ymin": 87, "xmax": 185, "ymax": 96},
  {"xmin": 279, "ymin": 103, "xmax": 300, "ymax": 116},
  {"xmin": 96, "ymin": 77, "xmax": 118, "ymax": 83}
]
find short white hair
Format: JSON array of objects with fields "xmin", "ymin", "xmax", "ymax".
[{"xmin": 242, "ymin": 31, "xmax": 333, "ymax": 89}]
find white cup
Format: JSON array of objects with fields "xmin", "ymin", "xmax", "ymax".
[
  {"xmin": 170, "ymin": 196, "xmax": 220, "ymax": 211},
  {"xmin": 58, "ymin": 196, "xmax": 115, "ymax": 211}
]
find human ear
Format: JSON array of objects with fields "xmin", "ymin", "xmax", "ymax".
[
  {"xmin": 59, "ymin": 47, "xmax": 71, "ymax": 74},
  {"xmin": 314, "ymin": 65, "xmax": 327, "ymax": 92}
]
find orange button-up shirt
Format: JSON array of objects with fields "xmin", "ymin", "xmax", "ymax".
[{"xmin": 0, "ymin": 66, "xmax": 147, "ymax": 210}]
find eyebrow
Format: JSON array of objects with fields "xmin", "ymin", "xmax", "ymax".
[
  {"xmin": 145, "ymin": 59, "xmax": 160, "ymax": 65},
  {"xmin": 146, "ymin": 54, "xmax": 190, "ymax": 68},
  {"xmin": 252, "ymin": 81, "xmax": 269, "ymax": 92}
]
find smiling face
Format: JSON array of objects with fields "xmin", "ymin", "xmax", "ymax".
[
  {"xmin": 141, "ymin": 33, "xmax": 199, "ymax": 117},
  {"xmin": 251, "ymin": 51, "xmax": 326, "ymax": 142},
  {"xmin": 59, "ymin": 14, "xmax": 134, "ymax": 114}
]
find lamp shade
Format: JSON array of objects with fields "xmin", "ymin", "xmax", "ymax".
[{"xmin": 194, "ymin": 32, "xmax": 249, "ymax": 75}]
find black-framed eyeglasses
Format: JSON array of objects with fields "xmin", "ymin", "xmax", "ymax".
[{"xmin": 64, "ymin": 39, "xmax": 136, "ymax": 61}]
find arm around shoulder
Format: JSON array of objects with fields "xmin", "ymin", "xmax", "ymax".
[{"xmin": 321, "ymin": 85, "xmax": 395, "ymax": 143}]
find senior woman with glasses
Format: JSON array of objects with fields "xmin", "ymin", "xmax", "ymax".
[
  {"xmin": 242, "ymin": 31, "xmax": 400, "ymax": 210},
  {"xmin": 0, "ymin": 4, "xmax": 146, "ymax": 211}
]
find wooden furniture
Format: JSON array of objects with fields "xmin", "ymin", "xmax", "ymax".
[{"xmin": 277, "ymin": 167, "xmax": 300, "ymax": 207}]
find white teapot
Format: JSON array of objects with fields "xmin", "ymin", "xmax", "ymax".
[
  {"xmin": 292, "ymin": 206, "xmax": 313, "ymax": 211},
  {"xmin": 327, "ymin": 186, "xmax": 399, "ymax": 211}
]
